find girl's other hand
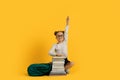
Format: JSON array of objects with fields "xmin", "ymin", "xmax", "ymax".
[{"xmin": 56, "ymin": 53, "xmax": 64, "ymax": 56}]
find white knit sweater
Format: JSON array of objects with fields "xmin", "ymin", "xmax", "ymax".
[{"xmin": 49, "ymin": 25, "xmax": 69, "ymax": 57}]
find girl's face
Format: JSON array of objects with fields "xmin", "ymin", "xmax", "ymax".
[{"xmin": 56, "ymin": 32, "xmax": 64, "ymax": 43}]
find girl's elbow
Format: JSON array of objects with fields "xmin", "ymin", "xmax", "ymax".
[{"xmin": 49, "ymin": 52, "xmax": 55, "ymax": 56}]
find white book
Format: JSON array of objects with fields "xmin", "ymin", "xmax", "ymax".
[{"xmin": 50, "ymin": 56, "xmax": 66, "ymax": 75}]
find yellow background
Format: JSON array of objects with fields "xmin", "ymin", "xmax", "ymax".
[{"xmin": 0, "ymin": 0, "xmax": 120, "ymax": 80}]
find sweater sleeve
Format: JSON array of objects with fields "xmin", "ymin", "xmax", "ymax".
[
  {"xmin": 49, "ymin": 44, "xmax": 56, "ymax": 56},
  {"xmin": 64, "ymin": 25, "xmax": 69, "ymax": 43}
]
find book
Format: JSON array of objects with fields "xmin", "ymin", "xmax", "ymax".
[{"xmin": 50, "ymin": 56, "xmax": 66, "ymax": 75}]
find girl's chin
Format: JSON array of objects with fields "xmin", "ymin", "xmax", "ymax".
[{"xmin": 58, "ymin": 40, "xmax": 63, "ymax": 43}]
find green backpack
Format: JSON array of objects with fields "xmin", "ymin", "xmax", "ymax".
[{"xmin": 27, "ymin": 63, "xmax": 52, "ymax": 76}]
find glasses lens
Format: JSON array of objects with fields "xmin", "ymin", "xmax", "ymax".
[{"xmin": 57, "ymin": 35, "xmax": 63, "ymax": 37}]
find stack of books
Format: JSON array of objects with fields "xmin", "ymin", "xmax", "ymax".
[{"xmin": 50, "ymin": 56, "xmax": 66, "ymax": 75}]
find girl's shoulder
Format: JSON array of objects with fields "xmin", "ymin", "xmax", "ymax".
[{"xmin": 52, "ymin": 43, "xmax": 57, "ymax": 46}]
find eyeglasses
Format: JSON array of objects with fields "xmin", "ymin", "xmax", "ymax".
[{"xmin": 56, "ymin": 35, "xmax": 64, "ymax": 37}]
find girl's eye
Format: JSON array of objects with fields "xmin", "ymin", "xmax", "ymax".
[{"xmin": 57, "ymin": 35, "xmax": 64, "ymax": 37}]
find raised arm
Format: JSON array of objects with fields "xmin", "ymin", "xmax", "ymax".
[{"xmin": 64, "ymin": 16, "xmax": 69, "ymax": 42}]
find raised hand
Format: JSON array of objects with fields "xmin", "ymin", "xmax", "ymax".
[{"xmin": 66, "ymin": 16, "xmax": 69, "ymax": 25}]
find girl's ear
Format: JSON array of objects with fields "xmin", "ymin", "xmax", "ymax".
[{"xmin": 55, "ymin": 36, "xmax": 57, "ymax": 39}]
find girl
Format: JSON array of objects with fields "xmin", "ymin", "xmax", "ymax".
[{"xmin": 49, "ymin": 16, "xmax": 73, "ymax": 73}]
